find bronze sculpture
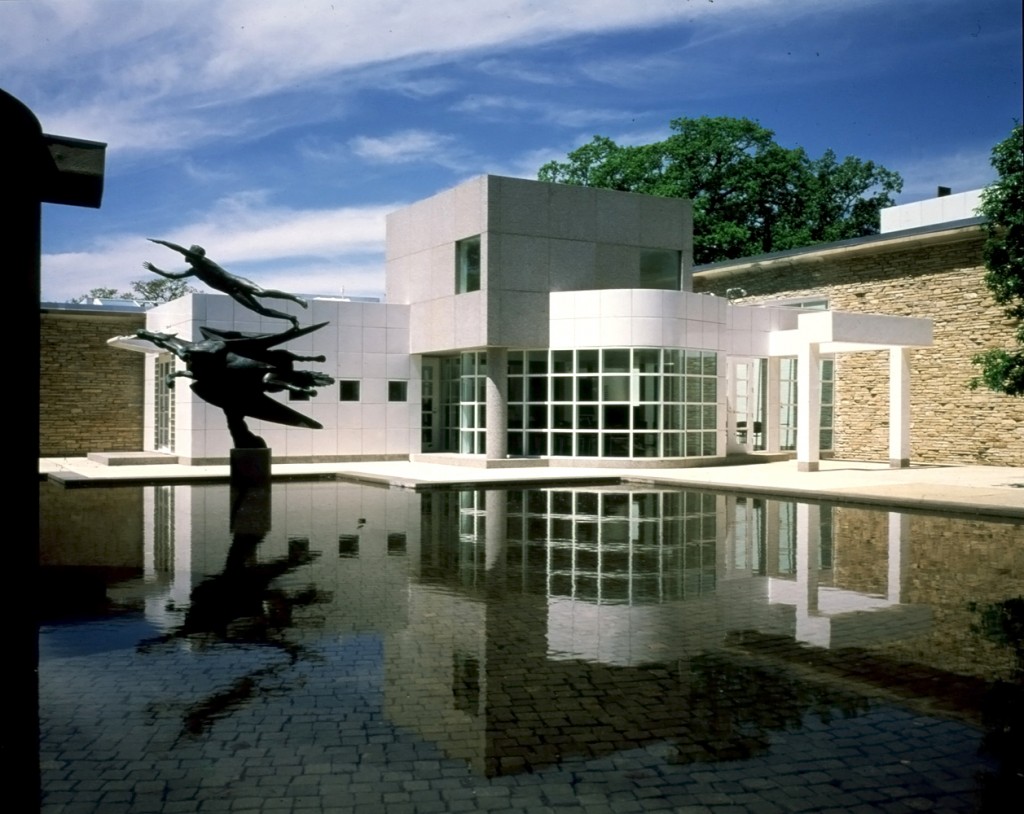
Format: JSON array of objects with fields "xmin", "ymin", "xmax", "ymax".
[
  {"xmin": 144, "ymin": 239, "xmax": 308, "ymax": 329},
  {"xmin": 132, "ymin": 322, "xmax": 333, "ymax": 448},
  {"xmin": 125, "ymin": 241, "xmax": 334, "ymax": 450}
]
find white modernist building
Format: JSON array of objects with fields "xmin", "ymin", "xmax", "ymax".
[{"xmin": 140, "ymin": 175, "xmax": 932, "ymax": 470}]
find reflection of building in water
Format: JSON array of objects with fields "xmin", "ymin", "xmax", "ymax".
[
  {"xmin": 411, "ymin": 488, "xmax": 926, "ymax": 668},
  {"xmin": 43, "ymin": 480, "xmax": 1019, "ymax": 776},
  {"xmin": 383, "ymin": 487, "xmax": 939, "ymax": 773},
  {"xmin": 80, "ymin": 482, "xmax": 423, "ymax": 640}
]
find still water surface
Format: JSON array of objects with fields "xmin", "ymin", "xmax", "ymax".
[{"xmin": 40, "ymin": 481, "xmax": 1023, "ymax": 812}]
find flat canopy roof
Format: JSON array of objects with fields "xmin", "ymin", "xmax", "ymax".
[{"xmin": 769, "ymin": 310, "xmax": 933, "ymax": 355}]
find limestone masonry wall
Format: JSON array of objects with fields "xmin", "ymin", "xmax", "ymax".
[
  {"xmin": 40, "ymin": 310, "xmax": 146, "ymax": 456},
  {"xmin": 695, "ymin": 231, "xmax": 1024, "ymax": 466}
]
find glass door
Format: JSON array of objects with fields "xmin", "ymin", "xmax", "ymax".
[{"xmin": 727, "ymin": 357, "xmax": 766, "ymax": 454}]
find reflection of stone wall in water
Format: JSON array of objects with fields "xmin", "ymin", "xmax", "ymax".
[
  {"xmin": 833, "ymin": 506, "xmax": 1024, "ymax": 680},
  {"xmin": 39, "ymin": 483, "xmax": 144, "ymax": 569},
  {"xmin": 832, "ymin": 507, "xmax": 890, "ymax": 595}
]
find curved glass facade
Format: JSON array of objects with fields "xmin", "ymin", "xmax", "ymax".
[{"xmin": 507, "ymin": 348, "xmax": 719, "ymax": 459}]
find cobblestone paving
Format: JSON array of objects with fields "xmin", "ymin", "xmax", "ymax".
[{"xmin": 41, "ymin": 616, "xmax": 994, "ymax": 814}]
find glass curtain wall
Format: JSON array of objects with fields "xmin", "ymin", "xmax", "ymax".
[
  {"xmin": 457, "ymin": 352, "xmax": 487, "ymax": 454},
  {"xmin": 502, "ymin": 489, "xmax": 718, "ymax": 604},
  {"xmin": 507, "ymin": 348, "xmax": 719, "ymax": 459}
]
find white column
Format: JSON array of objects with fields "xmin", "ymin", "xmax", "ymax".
[
  {"xmin": 887, "ymin": 511, "xmax": 909, "ymax": 603},
  {"xmin": 889, "ymin": 346, "xmax": 911, "ymax": 468},
  {"xmin": 765, "ymin": 357, "xmax": 781, "ymax": 453},
  {"xmin": 794, "ymin": 502, "xmax": 824, "ymax": 645},
  {"xmin": 485, "ymin": 489, "xmax": 507, "ymax": 571},
  {"xmin": 796, "ymin": 502, "xmax": 821, "ymax": 613},
  {"xmin": 485, "ymin": 347, "xmax": 508, "ymax": 460},
  {"xmin": 796, "ymin": 343, "xmax": 821, "ymax": 472}
]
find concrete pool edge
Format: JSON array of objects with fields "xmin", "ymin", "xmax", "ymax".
[{"xmin": 39, "ymin": 456, "xmax": 1024, "ymax": 519}]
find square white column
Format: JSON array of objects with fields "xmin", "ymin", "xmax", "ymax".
[
  {"xmin": 797, "ymin": 343, "xmax": 821, "ymax": 472},
  {"xmin": 889, "ymin": 346, "xmax": 911, "ymax": 468},
  {"xmin": 765, "ymin": 357, "xmax": 781, "ymax": 453}
]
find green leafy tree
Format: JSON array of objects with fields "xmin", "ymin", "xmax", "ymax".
[
  {"xmin": 972, "ymin": 123, "xmax": 1024, "ymax": 397},
  {"xmin": 71, "ymin": 278, "xmax": 196, "ymax": 305},
  {"xmin": 126, "ymin": 277, "xmax": 197, "ymax": 303},
  {"xmin": 71, "ymin": 287, "xmax": 120, "ymax": 302},
  {"xmin": 538, "ymin": 116, "xmax": 902, "ymax": 265}
]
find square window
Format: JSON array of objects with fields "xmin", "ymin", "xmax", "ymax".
[
  {"xmin": 602, "ymin": 349, "xmax": 630, "ymax": 372},
  {"xmin": 338, "ymin": 534, "xmax": 359, "ymax": 558},
  {"xmin": 551, "ymin": 433, "xmax": 573, "ymax": 455},
  {"xmin": 551, "ymin": 378, "xmax": 573, "ymax": 402},
  {"xmin": 577, "ymin": 349, "xmax": 599, "ymax": 373},
  {"xmin": 528, "ymin": 377, "xmax": 548, "ymax": 401},
  {"xmin": 551, "ymin": 350, "xmax": 573, "ymax": 373},
  {"xmin": 387, "ymin": 532, "xmax": 407, "ymax": 556},
  {"xmin": 639, "ymin": 249, "xmax": 681, "ymax": 289},
  {"xmin": 339, "ymin": 380, "xmax": 360, "ymax": 401},
  {"xmin": 456, "ymin": 236, "xmax": 481, "ymax": 293},
  {"xmin": 388, "ymin": 381, "xmax": 408, "ymax": 402}
]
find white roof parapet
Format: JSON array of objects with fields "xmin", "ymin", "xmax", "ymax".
[{"xmin": 769, "ymin": 310, "xmax": 933, "ymax": 356}]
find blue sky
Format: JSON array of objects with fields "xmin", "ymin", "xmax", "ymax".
[{"xmin": 3, "ymin": 0, "xmax": 1020, "ymax": 302}]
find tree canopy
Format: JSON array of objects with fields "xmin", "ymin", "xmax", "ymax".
[
  {"xmin": 72, "ymin": 278, "xmax": 197, "ymax": 304},
  {"xmin": 971, "ymin": 122, "xmax": 1024, "ymax": 397},
  {"xmin": 538, "ymin": 116, "xmax": 903, "ymax": 266}
]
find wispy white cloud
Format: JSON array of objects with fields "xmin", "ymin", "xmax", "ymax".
[
  {"xmin": 381, "ymin": 75, "xmax": 459, "ymax": 99},
  {"xmin": 895, "ymin": 146, "xmax": 998, "ymax": 203},
  {"xmin": 42, "ymin": 193, "xmax": 396, "ymax": 301},
  {"xmin": 451, "ymin": 94, "xmax": 632, "ymax": 129},
  {"xmin": 349, "ymin": 130, "xmax": 458, "ymax": 165},
  {"xmin": 474, "ymin": 58, "xmax": 567, "ymax": 86},
  {"xmin": 2, "ymin": 0, "xmax": 832, "ymax": 153}
]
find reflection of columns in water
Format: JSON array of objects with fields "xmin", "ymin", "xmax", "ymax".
[
  {"xmin": 764, "ymin": 500, "xmax": 780, "ymax": 576},
  {"xmin": 485, "ymin": 347, "xmax": 508, "ymax": 460},
  {"xmin": 144, "ymin": 485, "xmax": 192, "ymax": 629},
  {"xmin": 717, "ymin": 494, "xmax": 731, "ymax": 577},
  {"xmin": 796, "ymin": 502, "xmax": 821, "ymax": 614},
  {"xmin": 484, "ymin": 489, "xmax": 507, "ymax": 571},
  {"xmin": 887, "ymin": 511, "xmax": 909, "ymax": 603}
]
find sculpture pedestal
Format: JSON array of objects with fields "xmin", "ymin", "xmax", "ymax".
[
  {"xmin": 229, "ymin": 448, "xmax": 272, "ymax": 536},
  {"xmin": 230, "ymin": 447, "xmax": 271, "ymax": 487}
]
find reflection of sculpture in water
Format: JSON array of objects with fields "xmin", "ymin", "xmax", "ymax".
[
  {"xmin": 132, "ymin": 322, "xmax": 334, "ymax": 448},
  {"xmin": 138, "ymin": 527, "xmax": 330, "ymax": 736},
  {"xmin": 144, "ymin": 239, "xmax": 307, "ymax": 329}
]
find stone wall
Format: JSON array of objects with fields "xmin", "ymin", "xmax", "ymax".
[
  {"xmin": 40, "ymin": 309, "xmax": 146, "ymax": 456},
  {"xmin": 695, "ymin": 227, "xmax": 1024, "ymax": 466}
]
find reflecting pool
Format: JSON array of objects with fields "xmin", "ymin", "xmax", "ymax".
[{"xmin": 40, "ymin": 480, "xmax": 1023, "ymax": 812}]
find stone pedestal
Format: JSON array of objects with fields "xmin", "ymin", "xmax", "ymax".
[
  {"xmin": 230, "ymin": 448, "xmax": 271, "ymax": 536},
  {"xmin": 230, "ymin": 447, "xmax": 271, "ymax": 486}
]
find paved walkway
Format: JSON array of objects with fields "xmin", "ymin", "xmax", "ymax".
[{"xmin": 40, "ymin": 456, "xmax": 1024, "ymax": 518}]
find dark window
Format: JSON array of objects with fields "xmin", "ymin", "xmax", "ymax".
[
  {"xmin": 639, "ymin": 249, "xmax": 681, "ymax": 289},
  {"xmin": 339, "ymin": 380, "xmax": 360, "ymax": 401},
  {"xmin": 456, "ymin": 236, "xmax": 481, "ymax": 293},
  {"xmin": 338, "ymin": 534, "xmax": 359, "ymax": 558},
  {"xmin": 387, "ymin": 532, "xmax": 407, "ymax": 556}
]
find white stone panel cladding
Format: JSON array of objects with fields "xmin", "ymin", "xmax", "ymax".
[{"xmin": 143, "ymin": 293, "xmax": 417, "ymax": 464}]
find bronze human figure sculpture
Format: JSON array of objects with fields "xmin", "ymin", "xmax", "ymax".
[
  {"xmin": 131, "ymin": 322, "xmax": 334, "ymax": 448},
  {"xmin": 144, "ymin": 239, "xmax": 308, "ymax": 328}
]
